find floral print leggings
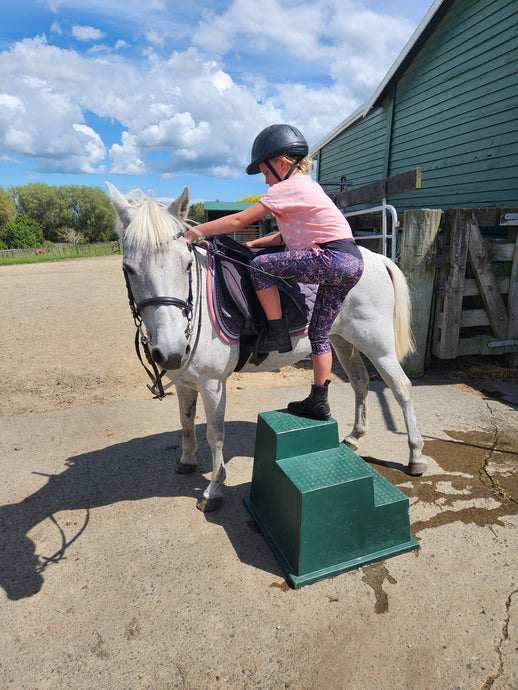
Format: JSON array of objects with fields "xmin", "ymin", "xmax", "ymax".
[{"xmin": 251, "ymin": 248, "xmax": 364, "ymax": 355}]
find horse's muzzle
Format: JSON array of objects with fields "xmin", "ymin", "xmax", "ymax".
[{"xmin": 151, "ymin": 347, "xmax": 184, "ymax": 370}]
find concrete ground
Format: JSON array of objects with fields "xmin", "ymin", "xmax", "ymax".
[{"xmin": 1, "ymin": 378, "xmax": 517, "ymax": 689}]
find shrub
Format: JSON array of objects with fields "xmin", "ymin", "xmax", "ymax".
[{"xmin": 4, "ymin": 215, "xmax": 44, "ymax": 249}]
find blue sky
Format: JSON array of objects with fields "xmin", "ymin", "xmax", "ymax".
[{"xmin": 1, "ymin": 0, "xmax": 434, "ymax": 204}]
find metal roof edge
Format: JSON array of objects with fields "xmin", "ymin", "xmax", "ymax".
[
  {"xmin": 204, "ymin": 201, "xmax": 254, "ymax": 210},
  {"xmin": 309, "ymin": 0, "xmax": 447, "ymax": 157},
  {"xmin": 361, "ymin": 0, "xmax": 446, "ymax": 115},
  {"xmin": 309, "ymin": 104, "xmax": 364, "ymax": 157}
]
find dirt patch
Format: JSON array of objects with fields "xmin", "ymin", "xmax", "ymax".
[
  {"xmin": 0, "ymin": 256, "xmax": 349, "ymax": 416},
  {"xmin": 2, "ymin": 255, "xmax": 515, "ymax": 416}
]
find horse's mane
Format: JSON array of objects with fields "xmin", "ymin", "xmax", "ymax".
[{"xmin": 121, "ymin": 191, "xmax": 191, "ymax": 251}]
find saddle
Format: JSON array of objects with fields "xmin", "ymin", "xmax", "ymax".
[{"xmin": 205, "ymin": 235, "xmax": 316, "ymax": 370}]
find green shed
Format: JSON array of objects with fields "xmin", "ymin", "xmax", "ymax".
[
  {"xmin": 203, "ymin": 201, "xmax": 272, "ymax": 242},
  {"xmin": 312, "ymin": 0, "xmax": 518, "ymax": 211}
]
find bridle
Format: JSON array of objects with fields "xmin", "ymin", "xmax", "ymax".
[
  {"xmin": 123, "ymin": 234, "xmax": 292, "ymax": 399},
  {"xmin": 123, "ymin": 237, "xmax": 203, "ymax": 399}
]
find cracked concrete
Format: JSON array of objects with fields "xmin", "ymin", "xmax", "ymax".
[
  {"xmin": 1, "ymin": 256, "xmax": 517, "ymax": 689},
  {"xmin": 487, "ymin": 587, "xmax": 518, "ymax": 689}
]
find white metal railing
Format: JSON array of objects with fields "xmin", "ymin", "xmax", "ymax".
[{"xmin": 343, "ymin": 198, "xmax": 399, "ymax": 263}]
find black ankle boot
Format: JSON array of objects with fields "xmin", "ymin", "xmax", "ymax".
[
  {"xmin": 288, "ymin": 380, "xmax": 331, "ymax": 420},
  {"xmin": 259, "ymin": 318, "xmax": 293, "ymax": 354}
]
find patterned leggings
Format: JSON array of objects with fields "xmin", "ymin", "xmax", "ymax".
[{"xmin": 251, "ymin": 248, "xmax": 364, "ymax": 355}]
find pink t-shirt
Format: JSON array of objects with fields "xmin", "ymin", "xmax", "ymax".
[{"xmin": 260, "ymin": 174, "xmax": 353, "ymax": 250}]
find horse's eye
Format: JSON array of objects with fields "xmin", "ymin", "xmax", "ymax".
[{"xmin": 123, "ymin": 263, "xmax": 135, "ymax": 275}]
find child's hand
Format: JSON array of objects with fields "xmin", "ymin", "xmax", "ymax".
[{"xmin": 184, "ymin": 228, "xmax": 203, "ymax": 244}]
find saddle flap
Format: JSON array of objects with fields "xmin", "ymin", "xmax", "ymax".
[{"xmin": 207, "ymin": 234, "xmax": 317, "ymax": 348}]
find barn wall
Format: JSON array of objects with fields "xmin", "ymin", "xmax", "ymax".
[
  {"xmin": 317, "ymin": 0, "xmax": 518, "ymax": 211},
  {"xmin": 317, "ymin": 105, "xmax": 389, "ymax": 197}
]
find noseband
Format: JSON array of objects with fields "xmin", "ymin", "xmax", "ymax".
[
  {"xmin": 123, "ymin": 241, "xmax": 200, "ymax": 399},
  {"xmin": 131, "ymin": 269, "xmax": 193, "ymax": 332}
]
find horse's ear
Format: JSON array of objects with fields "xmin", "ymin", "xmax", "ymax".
[
  {"xmin": 106, "ymin": 182, "xmax": 132, "ymax": 226},
  {"xmin": 168, "ymin": 187, "xmax": 190, "ymax": 221}
]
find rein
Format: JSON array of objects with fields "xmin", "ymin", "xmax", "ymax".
[
  {"xmin": 198, "ymin": 241, "xmax": 294, "ymax": 288},
  {"xmin": 123, "ymin": 240, "xmax": 203, "ymax": 400}
]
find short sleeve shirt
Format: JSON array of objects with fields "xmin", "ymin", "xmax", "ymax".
[{"xmin": 260, "ymin": 174, "xmax": 354, "ymax": 250}]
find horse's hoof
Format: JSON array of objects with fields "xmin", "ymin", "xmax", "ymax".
[
  {"xmin": 407, "ymin": 461, "xmax": 427, "ymax": 476},
  {"xmin": 196, "ymin": 496, "xmax": 223, "ymax": 512},
  {"xmin": 176, "ymin": 461, "xmax": 197, "ymax": 474},
  {"xmin": 342, "ymin": 436, "xmax": 359, "ymax": 451}
]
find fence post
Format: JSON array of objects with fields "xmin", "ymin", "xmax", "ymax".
[{"xmin": 399, "ymin": 209, "xmax": 442, "ymax": 376}]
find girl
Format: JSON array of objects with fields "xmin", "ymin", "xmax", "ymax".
[{"xmin": 184, "ymin": 124, "xmax": 364, "ymax": 420}]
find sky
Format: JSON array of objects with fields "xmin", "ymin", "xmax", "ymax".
[{"xmin": 0, "ymin": 0, "xmax": 435, "ymax": 204}]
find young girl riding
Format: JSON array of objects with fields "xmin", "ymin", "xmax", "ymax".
[{"xmin": 184, "ymin": 124, "xmax": 364, "ymax": 420}]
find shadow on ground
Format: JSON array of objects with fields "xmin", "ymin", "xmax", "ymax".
[{"xmin": 0, "ymin": 421, "xmax": 284, "ymax": 601}]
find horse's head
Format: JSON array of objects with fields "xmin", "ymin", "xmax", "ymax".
[{"xmin": 107, "ymin": 182, "xmax": 195, "ymax": 371}]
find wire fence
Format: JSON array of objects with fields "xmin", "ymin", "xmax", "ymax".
[{"xmin": 0, "ymin": 241, "xmax": 121, "ymax": 261}]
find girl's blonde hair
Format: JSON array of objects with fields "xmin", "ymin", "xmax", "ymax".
[{"xmin": 277, "ymin": 154, "xmax": 314, "ymax": 176}]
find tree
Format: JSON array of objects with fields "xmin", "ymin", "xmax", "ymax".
[
  {"xmin": 8, "ymin": 183, "xmax": 73, "ymax": 242},
  {"xmin": 62, "ymin": 185, "xmax": 116, "ymax": 242},
  {"xmin": 0, "ymin": 188, "xmax": 16, "ymax": 244},
  {"xmin": 236, "ymin": 195, "xmax": 262, "ymax": 203},
  {"xmin": 58, "ymin": 227, "xmax": 86, "ymax": 252},
  {"xmin": 4, "ymin": 215, "xmax": 44, "ymax": 249},
  {"xmin": 188, "ymin": 202, "xmax": 205, "ymax": 224}
]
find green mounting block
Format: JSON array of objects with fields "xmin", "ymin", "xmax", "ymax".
[{"xmin": 243, "ymin": 410, "xmax": 419, "ymax": 588}]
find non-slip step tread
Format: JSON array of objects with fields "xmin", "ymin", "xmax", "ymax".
[
  {"xmin": 278, "ymin": 446, "xmax": 372, "ymax": 492},
  {"xmin": 372, "ymin": 472, "xmax": 409, "ymax": 506}
]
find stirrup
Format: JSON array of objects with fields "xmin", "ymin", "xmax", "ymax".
[{"xmin": 257, "ymin": 318, "xmax": 293, "ymax": 354}]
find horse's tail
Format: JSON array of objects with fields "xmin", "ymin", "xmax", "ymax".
[{"xmin": 379, "ymin": 255, "xmax": 415, "ymax": 361}]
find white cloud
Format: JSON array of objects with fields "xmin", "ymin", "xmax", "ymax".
[
  {"xmin": 0, "ymin": 1, "xmax": 421, "ymax": 179},
  {"xmin": 0, "ymin": 38, "xmax": 110, "ymax": 172},
  {"xmin": 0, "ymin": 154, "xmax": 21, "ymax": 164},
  {"xmin": 110, "ymin": 131, "xmax": 146, "ymax": 174},
  {"xmin": 72, "ymin": 124, "xmax": 106, "ymax": 172},
  {"xmin": 72, "ymin": 24, "xmax": 105, "ymax": 41},
  {"xmin": 138, "ymin": 112, "xmax": 211, "ymax": 150},
  {"xmin": 195, "ymin": 0, "xmax": 325, "ymax": 55},
  {"xmin": 4, "ymin": 128, "xmax": 35, "ymax": 155},
  {"xmin": 194, "ymin": 0, "xmax": 415, "ymax": 94},
  {"xmin": 146, "ymin": 29, "xmax": 165, "ymax": 46},
  {"xmin": 0, "ymin": 93, "xmax": 25, "ymax": 115}
]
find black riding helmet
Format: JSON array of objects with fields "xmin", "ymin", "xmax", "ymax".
[{"xmin": 246, "ymin": 124, "xmax": 309, "ymax": 181}]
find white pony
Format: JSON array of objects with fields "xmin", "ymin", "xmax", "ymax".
[{"xmin": 107, "ymin": 183, "xmax": 425, "ymax": 512}]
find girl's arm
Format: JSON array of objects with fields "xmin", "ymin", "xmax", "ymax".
[
  {"xmin": 243, "ymin": 231, "xmax": 283, "ymax": 249},
  {"xmin": 184, "ymin": 201, "xmax": 269, "ymax": 244}
]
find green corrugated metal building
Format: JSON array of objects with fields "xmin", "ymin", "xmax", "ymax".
[
  {"xmin": 203, "ymin": 201, "xmax": 254, "ymax": 220},
  {"xmin": 311, "ymin": 0, "xmax": 518, "ymax": 211},
  {"xmin": 203, "ymin": 201, "xmax": 272, "ymax": 241}
]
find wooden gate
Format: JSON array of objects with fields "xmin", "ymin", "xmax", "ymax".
[{"xmin": 432, "ymin": 208, "xmax": 518, "ymax": 361}]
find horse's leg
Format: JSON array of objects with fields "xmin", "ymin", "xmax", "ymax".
[
  {"xmin": 330, "ymin": 336, "xmax": 369, "ymax": 451},
  {"xmin": 196, "ymin": 378, "xmax": 227, "ymax": 512},
  {"xmin": 175, "ymin": 383, "xmax": 199, "ymax": 474},
  {"xmin": 368, "ymin": 352, "xmax": 426, "ymax": 475}
]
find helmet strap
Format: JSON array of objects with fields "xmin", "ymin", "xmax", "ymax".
[
  {"xmin": 264, "ymin": 159, "xmax": 283, "ymax": 182},
  {"xmin": 283, "ymin": 160, "xmax": 300, "ymax": 180},
  {"xmin": 265, "ymin": 157, "xmax": 301, "ymax": 182}
]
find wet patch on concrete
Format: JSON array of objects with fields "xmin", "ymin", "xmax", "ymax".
[
  {"xmin": 366, "ymin": 426, "xmax": 518, "ymax": 535},
  {"xmin": 361, "ymin": 563, "xmax": 397, "ymax": 614}
]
